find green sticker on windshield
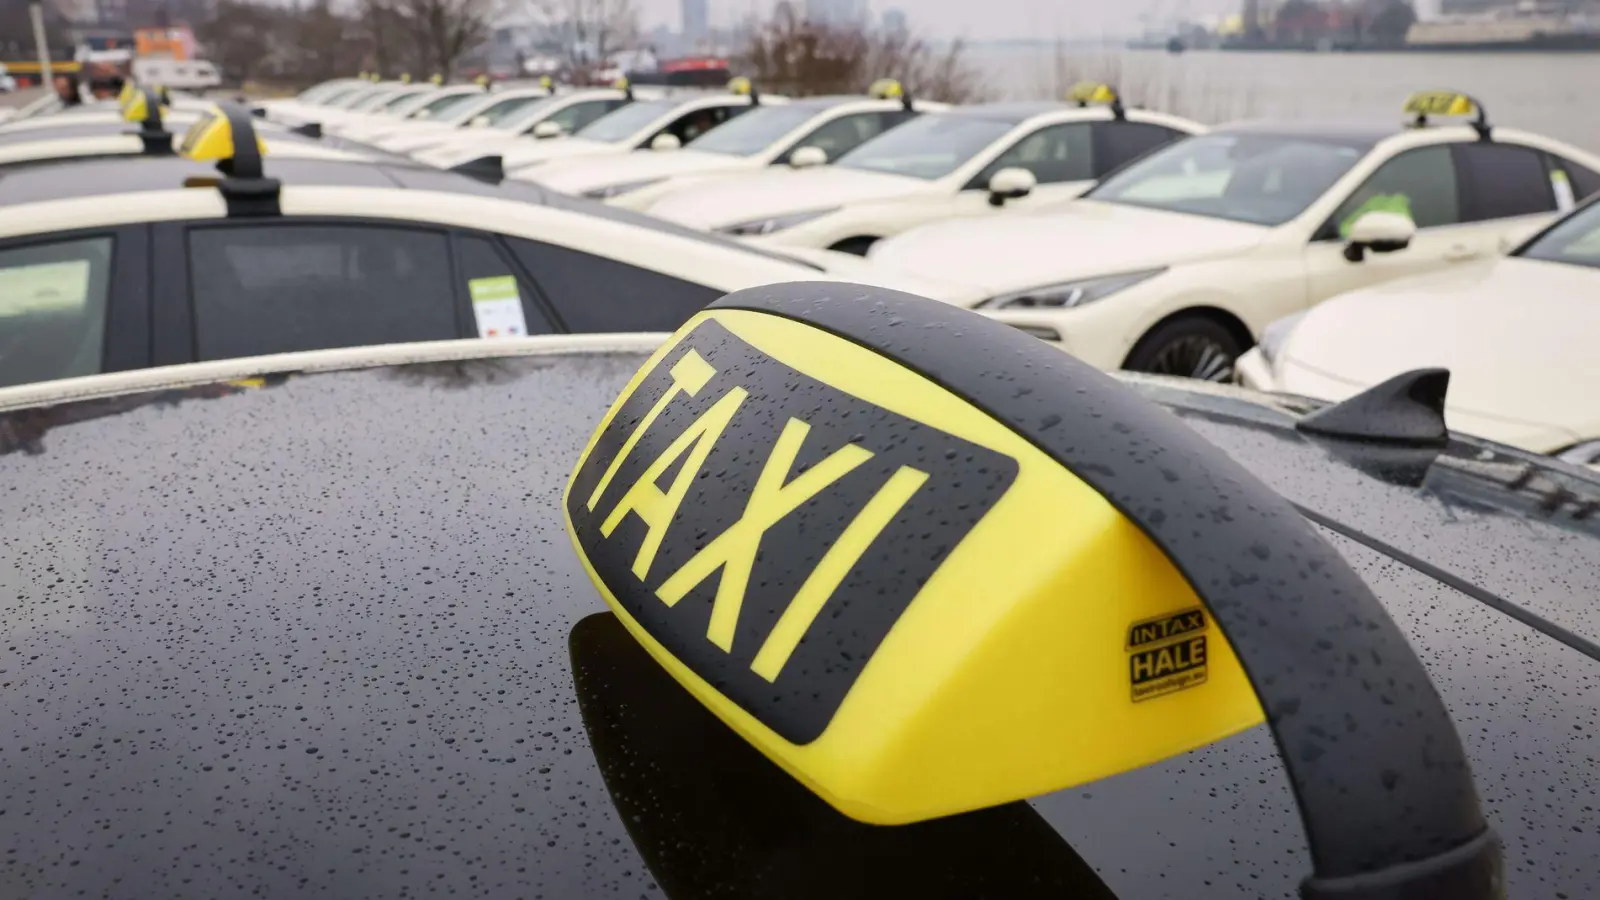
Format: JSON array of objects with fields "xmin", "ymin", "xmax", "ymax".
[
  {"xmin": 468, "ymin": 276, "xmax": 529, "ymax": 339},
  {"xmin": 1339, "ymin": 193, "xmax": 1413, "ymax": 239}
]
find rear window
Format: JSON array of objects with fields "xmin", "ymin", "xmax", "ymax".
[
  {"xmin": 0, "ymin": 235, "xmax": 112, "ymax": 388},
  {"xmin": 188, "ymin": 224, "xmax": 460, "ymax": 360}
]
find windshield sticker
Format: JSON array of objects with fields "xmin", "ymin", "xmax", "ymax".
[
  {"xmin": 1552, "ymin": 169, "xmax": 1576, "ymax": 212},
  {"xmin": 0, "ymin": 260, "xmax": 91, "ymax": 318},
  {"xmin": 468, "ymin": 275, "xmax": 529, "ymax": 339}
]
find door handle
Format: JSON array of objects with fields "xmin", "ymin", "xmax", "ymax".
[{"xmin": 1443, "ymin": 245, "xmax": 1481, "ymax": 262}]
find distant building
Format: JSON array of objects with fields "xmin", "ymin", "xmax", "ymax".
[
  {"xmin": 806, "ymin": 0, "xmax": 868, "ymax": 27},
  {"xmin": 882, "ymin": 7, "xmax": 908, "ymax": 33},
  {"xmin": 682, "ymin": 0, "xmax": 709, "ymax": 43}
]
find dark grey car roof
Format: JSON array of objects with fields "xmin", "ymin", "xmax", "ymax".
[
  {"xmin": 0, "ymin": 350, "xmax": 1593, "ymax": 900},
  {"xmin": 0, "ymin": 155, "xmax": 823, "ymax": 270}
]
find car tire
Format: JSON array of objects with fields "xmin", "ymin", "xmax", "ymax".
[
  {"xmin": 828, "ymin": 236, "xmax": 879, "ymax": 256},
  {"xmin": 1123, "ymin": 314, "xmax": 1245, "ymax": 383}
]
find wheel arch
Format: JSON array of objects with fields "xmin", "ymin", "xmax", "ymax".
[{"xmin": 1122, "ymin": 305, "xmax": 1256, "ymax": 370}]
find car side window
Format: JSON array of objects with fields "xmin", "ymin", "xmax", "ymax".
[
  {"xmin": 1323, "ymin": 145, "xmax": 1459, "ymax": 239},
  {"xmin": 1095, "ymin": 121, "xmax": 1188, "ymax": 177},
  {"xmin": 0, "ymin": 235, "xmax": 113, "ymax": 389},
  {"xmin": 1544, "ymin": 152, "xmax": 1600, "ymax": 205},
  {"xmin": 968, "ymin": 122, "xmax": 1095, "ymax": 189},
  {"xmin": 187, "ymin": 224, "xmax": 461, "ymax": 361},
  {"xmin": 1452, "ymin": 142, "xmax": 1556, "ymax": 222},
  {"xmin": 545, "ymin": 100, "xmax": 625, "ymax": 135},
  {"xmin": 454, "ymin": 234, "xmax": 555, "ymax": 337},
  {"xmin": 660, "ymin": 105, "xmax": 748, "ymax": 146},
  {"xmin": 777, "ymin": 112, "xmax": 907, "ymax": 165},
  {"xmin": 506, "ymin": 238, "xmax": 720, "ymax": 333}
]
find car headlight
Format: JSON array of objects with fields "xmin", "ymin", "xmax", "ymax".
[
  {"xmin": 1555, "ymin": 439, "xmax": 1600, "ymax": 467},
  {"xmin": 581, "ymin": 177, "xmax": 667, "ymax": 200},
  {"xmin": 975, "ymin": 268, "xmax": 1165, "ymax": 310},
  {"xmin": 715, "ymin": 207, "xmax": 840, "ymax": 237},
  {"xmin": 1256, "ymin": 312, "xmax": 1306, "ymax": 369}
]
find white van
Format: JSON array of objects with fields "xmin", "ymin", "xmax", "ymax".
[{"xmin": 131, "ymin": 58, "xmax": 222, "ymax": 91}]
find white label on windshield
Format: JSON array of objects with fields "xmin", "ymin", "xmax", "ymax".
[
  {"xmin": 0, "ymin": 260, "xmax": 91, "ymax": 318},
  {"xmin": 468, "ymin": 276, "xmax": 529, "ymax": 339},
  {"xmin": 1552, "ymin": 170, "xmax": 1576, "ymax": 212}
]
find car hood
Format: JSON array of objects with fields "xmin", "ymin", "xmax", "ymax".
[
  {"xmin": 411, "ymin": 130, "xmax": 535, "ymax": 167},
  {"xmin": 531, "ymin": 149, "xmax": 747, "ymax": 195},
  {"xmin": 501, "ymin": 137, "xmax": 620, "ymax": 170},
  {"xmin": 649, "ymin": 167, "xmax": 926, "ymax": 230},
  {"xmin": 867, "ymin": 201, "xmax": 1271, "ymax": 297},
  {"xmin": 1278, "ymin": 257, "xmax": 1600, "ymax": 452}
]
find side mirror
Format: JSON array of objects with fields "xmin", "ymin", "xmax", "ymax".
[
  {"xmin": 789, "ymin": 145, "xmax": 828, "ymax": 169},
  {"xmin": 986, "ymin": 166, "xmax": 1036, "ymax": 207},
  {"xmin": 469, "ymin": 115, "xmax": 491, "ymax": 128},
  {"xmin": 533, "ymin": 120, "xmax": 564, "ymax": 139},
  {"xmin": 651, "ymin": 133, "xmax": 682, "ymax": 151},
  {"xmin": 1343, "ymin": 210, "xmax": 1416, "ymax": 262}
]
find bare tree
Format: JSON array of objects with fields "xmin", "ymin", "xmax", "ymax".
[
  {"xmin": 523, "ymin": 0, "xmax": 640, "ymax": 76},
  {"xmin": 394, "ymin": 0, "xmax": 499, "ymax": 80},
  {"xmin": 198, "ymin": 0, "xmax": 276, "ymax": 86},
  {"xmin": 735, "ymin": 5, "xmax": 989, "ymax": 103}
]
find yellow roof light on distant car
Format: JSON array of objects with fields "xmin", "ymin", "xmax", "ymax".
[
  {"xmin": 118, "ymin": 79, "xmax": 138, "ymax": 108},
  {"xmin": 565, "ymin": 282, "xmax": 1502, "ymax": 900},
  {"xmin": 1067, "ymin": 80, "xmax": 1126, "ymax": 119},
  {"xmin": 866, "ymin": 78, "xmax": 903, "ymax": 99},
  {"xmin": 429, "ymin": 73, "xmax": 443, "ymax": 85},
  {"xmin": 399, "ymin": 73, "xmax": 412, "ymax": 84},
  {"xmin": 1404, "ymin": 89, "xmax": 1491, "ymax": 137},
  {"xmin": 120, "ymin": 88, "xmax": 168, "ymax": 124},
  {"xmin": 178, "ymin": 105, "xmax": 266, "ymax": 164},
  {"xmin": 727, "ymin": 76, "xmax": 753, "ymax": 96}
]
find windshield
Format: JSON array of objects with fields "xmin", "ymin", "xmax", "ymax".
[
  {"xmin": 407, "ymin": 92, "xmax": 477, "ymax": 120},
  {"xmin": 346, "ymin": 89, "xmax": 400, "ymax": 111},
  {"xmin": 298, "ymin": 81, "xmax": 353, "ymax": 103},
  {"xmin": 325, "ymin": 86, "xmax": 379, "ymax": 109},
  {"xmin": 835, "ymin": 113, "xmax": 1013, "ymax": 180},
  {"xmin": 481, "ymin": 94, "xmax": 555, "ymax": 128},
  {"xmin": 576, "ymin": 99, "xmax": 678, "ymax": 142},
  {"xmin": 1085, "ymin": 133, "xmax": 1368, "ymax": 226},
  {"xmin": 1517, "ymin": 201, "xmax": 1600, "ymax": 269},
  {"xmin": 686, "ymin": 105, "xmax": 820, "ymax": 156},
  {"xmin": 379, "ymin": 89, "xmax": 431, "ymax": 112}
]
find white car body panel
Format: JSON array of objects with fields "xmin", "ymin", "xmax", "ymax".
[
  {"xmin": 878, "ymin": 124, "xmax": 1600, "ymax": 377},
  {"xmin": 498, "ymin": 94, "xmax": 776, "ymax": 173},
  {"xmin": 646, "ymin": 106, "xmax": 1204, "ymax": 251},
  {"xmin": 0, "ymin": 133, "xmax": 374, "ymax": 166},
  {"xmin": 1236, "ymin": 255, "xmax": 1600, "ymax": 453}
]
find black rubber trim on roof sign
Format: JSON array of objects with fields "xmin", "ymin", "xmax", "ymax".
[
  {"xmin": 214, "ymin": 102, "xmax": 282, "ymax": 218},
  {"xmin": 707, "ymin": 281, "xmax": 1501, "ymax": 900}
]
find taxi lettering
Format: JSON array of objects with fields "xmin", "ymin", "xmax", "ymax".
[{"xmin": 566, "ymin": 320, "xmax": 1016, "ymax": 743}]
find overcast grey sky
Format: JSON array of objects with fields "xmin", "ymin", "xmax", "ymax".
[{"xmin": 637, "ymin": 0, "xmax": 1242, "ymax": 40}]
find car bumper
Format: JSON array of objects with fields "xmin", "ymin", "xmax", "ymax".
[{"xmin": 1233, "ymin": 347, "xmax": 1276, "ymax": 392}]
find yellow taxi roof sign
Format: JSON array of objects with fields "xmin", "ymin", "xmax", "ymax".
[
  {"xmin": 538, "ymin": 75, "xmax": 552, "ymax": 90},
  {"xmin": 727, "ymin": 75, "xmax": 753, "ymax": 95},
  {"xmin": 118, "ymin": 79, "xmax": 138, "ymax": 108},
  {"xmin": 1067, "ymin": 80, "xmax": 1117, "ymax": 106},
  {"xmin": 1404, "ymin": 89, "xmax": 1490, "ymax": 135},
  {"xmin": 429, "ymin": 73, "xmax": 443, "ymax": 85},
  {"xmin": 399, "ymin": 72, "xmax": 412, "ymax": 84},
  {"xmin": 178, "ymin": 104, "xmax": 267, "ymax": 164},
  {"xmin": 866, "ymin": 78, "xmax": 903, "ymax": 99},
  {"xmin": 120, "ymin": 88, "xmax": 167, "ymax": 125},
  {"xmin": 564, "ymin": 283, "xmax": 1501, "ymax": 899}
]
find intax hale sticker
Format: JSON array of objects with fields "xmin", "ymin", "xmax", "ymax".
[
  {"xmin": 468, "ymin": 276, "xmax": 529, "ymax": 339},
  {"xmin": 1126, "ymin": 607, "xmax": 1209, "ymax": 702}
]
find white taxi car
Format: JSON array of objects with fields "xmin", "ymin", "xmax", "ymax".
[
  {"xmin": 408, "ymin": 87, "xmax": 633, "ymax": 165},
  {"xmin": 0, "ymin": 101, "xmax": 928, "ymax": 391},
  {"xmin": 270, "ymin": 79, "xmax": 437, "ymax": 130},
  {"xmin": 434, "ymin": 80, "xmax": 776, "ymax": 175},
  {"xmin": 1235, "ymin": 190, "xmax": 1600, "ymax": 461},
  {"xmin": 874, "ymin": 91, "xmax": 1600, "ymax": 381},
  {"xmin": 331, "ymin": 83, "xmax": 493, "ymax": 143},
  {"xmin": 528, "ymin": 80, "xmax": 945, "ymax": 211},
  {"xmin": 646, "ymin": 83, "xmax": 1201, "ymax": 255},
  {"xmin": 363, "ymin": 85, "xmax": 555, "ymax": 154}
]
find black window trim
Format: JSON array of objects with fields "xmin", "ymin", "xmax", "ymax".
[
  {"xmin": 154, "ymin": 216, "xmax": 480, "ymax": 366},
  {"xmin": 1089, "ymin": 119, "xmax": 1189, "ymax": 181},
  {"xmin": 1450, "ymin": 139, "xmax": 1556, "ymax": 224},
  {"xmin": 0, "ymin": 223, "xmax": 150, "ymax": 378}
]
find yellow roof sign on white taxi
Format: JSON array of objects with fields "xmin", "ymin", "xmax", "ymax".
[
  {"xmin": 178, "ymin": 105, "xmax": 267, "ymax": 163},
  {"xmin": 563, "ymin": 281, "xmax": 1502, "ymax": 900}
]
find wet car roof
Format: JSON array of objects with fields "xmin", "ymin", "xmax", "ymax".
[{"xmin": 0, "ymin": 348, "xmax": 1593, "ymax": 899}]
